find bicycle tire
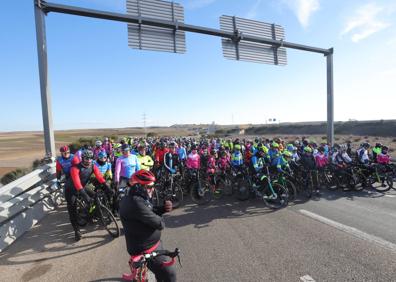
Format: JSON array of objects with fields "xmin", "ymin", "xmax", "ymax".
[
  {"xmin": 371, "ymin": 174, "xmax": 391, "ymax": 192},
  {"xmin": 262, "ymin": 182, "xmax": 289, "ymax": 209},
  {"xmin": 98, "ymin": 204, "xmax": 120, "ymax": 238},
  {"xmin": 235, "ymin": 179, "xmax": 250, "ymax": 201},
  {"xmin": 170, "ymin": 184, "xmax": 184, "ymax": 209},
  {"xmin": 151, "ymin": 188, "xmax": 160, "ymax": 207},
  {"xmin": 284, "ymin": 179, "xmax": 297, "ymax": 202},
  {"xmin": 353, "ymin": 171, "xmax": 366, "ymax": 191},
  {"xmin": 190, "ymin": 181, "xmax": 212, "ymax": 205}
]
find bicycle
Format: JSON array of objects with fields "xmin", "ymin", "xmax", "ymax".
[
  {"xmin": 274, "ymin": 171, "xmax": 297, "ymax": 202},
  {"xmin": 189, "ymin": 168, "xmax": 212, "ymax": 205},
  {"xmin": 122, "ymin": 247, "xmax": 181, "ymax": 282},
  {"xmin": 209, "ymin": 168, "xmax": 233, "ymax": 199},
  {"xmin": 367, "ymin": 164, "xmax": 393, "ymax": 192},
  {"xmin": 157, "ymin": 171, "xmax": 184, "ymax": 209},
  {"xmin": 76, "ymin": 188, "xmax": 120, "ymax": 238}
]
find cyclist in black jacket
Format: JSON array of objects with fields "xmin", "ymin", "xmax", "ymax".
[{"xmin": 120, "ymin": 169, "xmax": 175, "ymax": 282}]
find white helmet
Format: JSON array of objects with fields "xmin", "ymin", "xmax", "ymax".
[{"xmin": 95, "ymin": 140, "xmax": 102, "ymax": 147}]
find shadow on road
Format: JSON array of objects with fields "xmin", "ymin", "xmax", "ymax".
[
  {"xmin": 0, "ymin": 205, "xmax": 112, "ymax": 267},
  {"xmin": 165, "ymin": 197, "xmax": 276, "ymax": 229}
]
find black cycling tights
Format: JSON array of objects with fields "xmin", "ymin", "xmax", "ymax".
[{"xmin": 147, "ymin": 242, "xmax": 177, "ymax": 282}]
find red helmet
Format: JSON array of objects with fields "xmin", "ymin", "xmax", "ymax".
[
  {"xmin": 129, "ymin": 170, "xmax": 156, "ymax": 186},
  {"xmin": 60, "ymin": 145, "xmax": 70, "ymax": 153}
]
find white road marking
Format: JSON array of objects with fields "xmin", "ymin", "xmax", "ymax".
[
  {"xmin": 299, "ymin": 209, "xmax": 396, "ymax": 253},
  {"xmin": 300, "ymin": 274, "xmax": 316, "ymax": 282},
  {"xmin": 384, "ymin": 195, "xmax": 396, "ymax": 198}
]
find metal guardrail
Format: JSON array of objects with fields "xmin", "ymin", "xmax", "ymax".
[{"xmin": 0, "ymin": 163, "xmax": 63, "ymax": 252}]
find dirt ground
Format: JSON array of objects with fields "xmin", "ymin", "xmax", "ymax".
[{"xmin": 0, "ymin": 129, "xmax": 395, "ymax": 178}]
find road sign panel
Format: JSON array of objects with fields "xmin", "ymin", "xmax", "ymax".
[
  {"xmin": 220, "ymin": 15, "xmax": 287, "ymax": 65},
  {"xmin": 127, "ymin": 0, "xmax": 186, "ymax": 53}
]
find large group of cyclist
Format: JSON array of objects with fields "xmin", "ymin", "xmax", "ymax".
[{"xmin": 57, "ymin": 135, "xmax": 395, "ymax": 212}]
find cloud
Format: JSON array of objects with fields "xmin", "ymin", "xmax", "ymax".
[
  {"xmin": 283, "ymin": 0, "xmax": 320, "ymax": 28},
  {"xmin": 185, "ymin": 0, "xmax": 217, "ymax": 10},
  {"xmin": 245, "ymin": 0, "xmax": 263, "ymax": 19},
  {"xmin": 341, "ymin": 3, "xmax": 391, "ymax": 43}
]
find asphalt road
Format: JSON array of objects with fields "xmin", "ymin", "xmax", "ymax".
[{"xmin": 1, "ymin": 188, "xmax": 396, "ymax": 282}]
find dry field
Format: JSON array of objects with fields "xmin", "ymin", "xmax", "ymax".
[
  {"xmin": 0, "ymin": 127, "xmax": 192, "ymax": 177},
  {"xmin": 1, "ymin": 127, "xmax": 395, "ymax": 178}
]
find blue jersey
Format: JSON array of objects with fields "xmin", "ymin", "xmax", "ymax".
[
  {"xmin": 94, "ymin": 161, "xmax": 111, "ymax": 175},
  {"xmin": 177, "ymin": 147, "xmax": 187, "ymax": 160},
  {"xmin": 231, "ymin": 152, "xmax": 244, "ymax": 167},
  {"xmin": 57, "ymin": 154, "xmax": 74, "ymax": 174}
]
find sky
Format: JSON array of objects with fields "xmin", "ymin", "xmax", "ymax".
[{"xmin": 1, "ymin": 0, "xmax": 396, "ymax": 131}]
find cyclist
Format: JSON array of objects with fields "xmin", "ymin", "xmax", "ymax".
[
  {"xmin": 93, "ymin": 140, "xmax": 105, "ymax": 160},
  {"xmin": 377, "ymin": 145, "xmax": 391, "ymax": 165},
  {"xmin": 164, "ymin": 142, "xmax": 180, "ymax": 175},
  {"xmin": 115, "ymin": 145, "xmax": 140, "ymax": 189},
  {"xmin": 207, "ymin": 149, "xmax": 217, "ymax": 186},
  {"xmin": 217, "ymin": 150, "xmax": 230, "ymax": 172},
  {"xmin": 94, "ymin": 151, "xmax": 112, "ymax": 181},
  {"xmin": 230, "ymin": 144, "xmax": 244, "ymax": 169},
  {"xmin": 186, "ymin": 145, "xmax": 200, "ymax": 170},
  {"xmin": 315, "ymin": 147, "xmax": 328, "ymax": 170},
  {"xmin": 65, "ymin": 150, "xmax": 111, "ymax": 241},
  {"xmin": 250, "ymin": 147, "xmax": 268, "ymax": 174},
  {"xmin": 154, "ymin": 142, "xmax": 169, "ymax": 167},
  {"xmin": 332, "ymin": 144, "xmax": 353, "ymax": 191},
  {"xmin": 300, "ymin": 147, "xmax": 319, "ymax": 194},
  {"xmin": 137, "ymin": 144, "xmax": 154, "ymax": 171},
  {"xmin": 103, "ymin": 137, "xmax": 113, "ymax": 158},
  {"xmin": 120, "ymin": 170, "xmax": 175, "ymax": 282},
  {"xmin": 356, "ymin": 143, "xmax": 371, "ymax": 165},
  {"xmin": 56, "ymin": 145, "xmax": 74, "ymax": 182},
  {"xmin": 372, "ymin": 143, "xmax": 382, "ymax": 162},
  {"xmin": 268, "ymin": 142, "xmax": 280, "ymax": 162}
]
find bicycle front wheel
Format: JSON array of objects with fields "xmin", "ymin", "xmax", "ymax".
[
  {"xmin": 190, "ymin": 182, "xmax": 212, "ymax": 205},
  {"xmin": 170, "ymin": 184, "xmax": 184, "ymax": 209},
  {"xmin": 262, "ymin": 183, "xmax": 289, "ymax": 209},
  {"xmin": 98, "ymin": 204, "xmax": 120, "ymax": 238}
]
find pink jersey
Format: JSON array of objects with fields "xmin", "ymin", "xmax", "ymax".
[
  {"xmin": 217, "ymin": 156, "xmax": 230, "ymax": 170},
  {"xmin": 207, "ymin": 156, "xmax": 216, "ymax": 174},
  {"xmin": 377, "ymin": 153, "xmax": 391, "ymax": 165},
  {"xmin": 186, "ymin": 152, "xmax": 200, "ymax": 169},
  {"xmin": 315, "ymin": 153, "xmax": 328, "ymax": 168}
]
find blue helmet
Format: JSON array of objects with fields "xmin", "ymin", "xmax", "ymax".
[{"xmin": 98, "ymin": 151, "xmax": 107, "ymax": 159}]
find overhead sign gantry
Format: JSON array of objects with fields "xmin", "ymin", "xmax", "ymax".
[{"xmin": 34, "ymin": 0, "xmax": 334, "ymax": 159}]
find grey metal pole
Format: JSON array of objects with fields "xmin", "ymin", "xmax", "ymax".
[
  {"xmin": 326, "ymin": 48, "xmax": 334, "ymax": 146},
  {"xmin": 34, "ymin": 0, "xmax": 56, "ymax": 160}
]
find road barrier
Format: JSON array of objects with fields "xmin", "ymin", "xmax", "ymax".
[{"xmin": 0, "ymin": 163, "xmax": 62, "ymax": 252}]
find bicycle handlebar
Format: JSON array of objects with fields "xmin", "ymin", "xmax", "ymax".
[{"xmin": 134, "ymin": 248, "xmax": 182, "ymax": 268}]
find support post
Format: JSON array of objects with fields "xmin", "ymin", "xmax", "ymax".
[
  {"xmin": 34, "ymin": 0, "xmax": 56, "ymax": 160},
  {"xmin": 326, "ymin": 48, "xmax": 334, "ymax": 146}
]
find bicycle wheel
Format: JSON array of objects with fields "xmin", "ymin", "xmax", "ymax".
[
  {"xmin": 300, "ymin": 176, "xmax": 313, "ymax": 199},
  {"xmin": 190, "ymin": 181, "xmax": 212, "ymax": 205},
  {"xmin": 372, "ymin": 174, "xmax": 391, "ymax": 192},
  {"xmin": 222, "ymin": 176, "xmax": 234, "ymax": 196},
  {"xmin": 151, "ymin": 188, "xmax": 160, "ymax": 207},
  {"xmin": 98, "ymin": 204, "xmax": 120, "ymax": 238},
  {"xmin": 353, "ymin": 171, "xmax": 366, "ymax": 191},
  {"xmin": 284, "ymin": 179, "xmax": 297, "ymax": 202},
  {"xmin": 386, "ymin": 174, "xmax": 393, "ymax": 190},
  {"xmin": 235, "ymin": 179, "xmax": 250, "ymax": 201},
  {"xmin": 170, "ymin": 184, "xmax": 184, "ymax": 209},
  {"xmin": 262, "ymin": 182, "xmax": 289, "ymax": 209}
]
